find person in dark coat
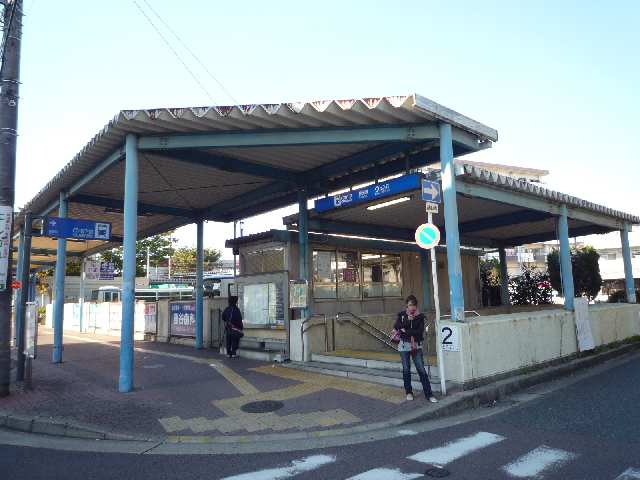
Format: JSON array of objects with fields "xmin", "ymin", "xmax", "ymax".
[
  {"xmin": 393, "ymin": 294, "xmax": 437, "ymax": 403},
  {"xmin": 222, "ymin": 296, "xmax": 243, "ymax": 358}
]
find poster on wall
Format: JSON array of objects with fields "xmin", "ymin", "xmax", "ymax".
[
  {"xmin": 100, "ymin": 262, "xmax": 115, "ymax": 280},
  {"xmin": 0, "ymin": 205, "xmax": 12, "ymax": 291},
  {"xmin": 342, "ymin": 269, "xmax": 357, "ymax": 283},
  {"xmin": 170, "ymin": 302, "xmax": 196, "ymax": 337},
  {"xmin": 316, "ymin": 251, "xmax": 332, "ymax": 279},
  {"xmin": 85, "ymin": 260, "xmax": 101, "ymax": 281},
  {"xmin": 144, "ymin": 303, "xmax": 158, "ymax": 334},
  {"xmin": 289, "ymin": 280, "xmax": 308, "ymax": 309}
]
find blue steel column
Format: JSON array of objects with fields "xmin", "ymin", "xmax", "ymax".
[
  {"xmin": 298, "ymin": 190, "xmax": 309, "ymax": 319},
  {"xmin": 498, "ymin": 247, "xmax": 510, "ymax": 306},
  {"xmin": 195, "ymin": 219, "xmax": 204, "ymax": 349},
  {"xmin": 621, "ymin": 223, "xmax": 637, "ymax": 303},
  {"xmin": 440, "ymin": 123, "xmax": 465, "ymax": 321},
  {"xmin": 420, "ymin": 249, "xmax": 432, "ymax": 310},
  {"xmin": 52, "ymin": 192, "xmax": 67, "ymax": 363},
  {"xmin": 558, "ymin": 205, "xmax": 575, "ymax": 310},
  {"xmin": 119, "ymin": 134, "xmax": 138, "ymax": 392}
]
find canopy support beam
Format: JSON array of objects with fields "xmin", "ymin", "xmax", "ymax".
[
  {"xmin": 441, "ymin": 123, "xmax": 465, "ymax": 322},
  {"xmin": 52, "ymin": 193, "xmax": 67, "ymax": 363},
  {"xmin": 119, "ymin": 134, "xmax": 139, "ymax": 393},
  {"xmin": 621, "ymin": 223, "xmax": 637, "ymax": 303}
]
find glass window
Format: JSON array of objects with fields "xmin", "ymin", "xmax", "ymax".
[
  {"xmin": 382, "ymin": 254, "xmax": 402, "ymax": 297},
  {"xmin": 362, "ymin": 253, "xmax": 383, "ymax": 298},
  {"xmin": 337, "ymin": 251, "xmax": 360, "ymax": 299},
  {"xmin": 243, "ymin": 247, "xmax": 285, "ymax": 274},
  {"xmin": 313, "ymin": 250, "xmax": 337, "ymax": 299}
]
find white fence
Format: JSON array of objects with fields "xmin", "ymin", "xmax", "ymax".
[{"xmin": 45, "ymin": 302, "xmax": 149, "ymax": 339}]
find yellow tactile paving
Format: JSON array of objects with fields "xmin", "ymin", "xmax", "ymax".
[{"xmin": 250, "ymin": 365, "xmax": 404, "ymax": 404}]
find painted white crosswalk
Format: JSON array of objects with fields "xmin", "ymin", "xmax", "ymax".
[
  {"xmin": 501, "ymin": 445, "xmax": 577, "ymax": 478},
  {"xmin": 616, "ymin": 468, "xmax": 640, "ymax": 480},
  {"xmin": 346, "ymin": 468, "xmax": 423, "ymax": 480},
  {"xmin": 220, "ymin": 432, "xmax": 638, "ymax": 480},
  {"xmin": 220, "ymin": 454, "xmax": 336, "ymax": 480},
  {"xmin": 407, "ymin": 431, "xmax": 506, "ymax": 466}
]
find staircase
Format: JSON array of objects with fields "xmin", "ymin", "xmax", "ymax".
[{"xmin": 287, "ymin": 349, "xmax": 454, "ymax": 394}]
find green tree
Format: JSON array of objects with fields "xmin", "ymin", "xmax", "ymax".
[
  {"xmin": 509, "ymin": 266, "xmax": 553, "ymax": 305},
  {"xmin": 171, "ymin": 247, "xmax": 222, "ymax": 273},
  {"xmin": 547, "ymin": 246, "xmax": 603, "ymax": 300},
  {"xmin": 99, "ymin": 232, "xmax": 177, "ymax": 277}
]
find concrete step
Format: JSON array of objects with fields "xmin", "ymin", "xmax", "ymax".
[
  {"xmin": 312, "ymin": 352, "xmax": 440, "ymax": 372},
  {"xmin": 287, "ymin": 360, "xmax": 451, "ymax": 394}
]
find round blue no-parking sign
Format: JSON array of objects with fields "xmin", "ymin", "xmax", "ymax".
[{"xmin": 415, "ymin": 223, "xmax": 441, "ymax": 249}]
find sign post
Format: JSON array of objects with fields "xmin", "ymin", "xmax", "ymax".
[
  {"xmin": 416, "ymin": 178, "xmax": 447, "ymax": 396},
  {"xmin": 427, "ymin": 212, "xmax": 447, "ymax": 396}
]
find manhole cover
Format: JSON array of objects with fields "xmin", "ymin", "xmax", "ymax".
[
  {"xmin": 425, "ymin": 467, "xmax": 450, "ymax": 477},
  {"xmin": 240, "ymin": 400, "xmax": 284, "ymax": 413}
]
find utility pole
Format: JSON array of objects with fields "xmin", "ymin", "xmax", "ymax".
[{"xmin": 0, "ymin": 0, "xmax": 23, "ymax": 397}]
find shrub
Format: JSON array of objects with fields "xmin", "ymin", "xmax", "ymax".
[
  {"xmin": 509, "ymin": 266, "xmax": 553, "ymax": 305},
  {"xmin": 547, "ymin": 246, "xmax": 603, "ymax": 300}
]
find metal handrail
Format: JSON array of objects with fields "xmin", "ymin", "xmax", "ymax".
[
  {"xmin": 440, "ymin": 310, "xmax": 481, "ymax": 319},
  {"xmin": 335, "ymin": 312, "xmax": 397, "ymax": 351},
  {"xmin": 301, "ymin": 314, "xmax": 328, "ymax": 361}
]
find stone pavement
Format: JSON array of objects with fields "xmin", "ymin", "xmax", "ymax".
[{"xmin": 1, "ymin": 329, "xmax": 420, "ymax": 440}]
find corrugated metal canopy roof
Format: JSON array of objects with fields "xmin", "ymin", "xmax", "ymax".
[
  {"xmin": 14, "ymin": 93, "xmax": 497, "ymax": 267},
  {"xmin": 283, "ymin": 164, "xmax": 639, "ymax": 248}
]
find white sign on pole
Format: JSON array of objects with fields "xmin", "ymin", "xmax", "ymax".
[
  {"xmin": 0, "ymin": 205, "xmax": 12, "ymax": 291},
  {"xmin": 441, "ymin": 324, "xmax": 461, "ymax": 352},
  {"xmin": 84, "ymin": 260, "xmax": 101, "ymax": 281},
  {"xmin": 425, "ymin": 202, "xmax": 439, "ymax": 214},
  {"xmin": 25, "ymin": 302, "xmax": 38, "ymax": 358},
  {"xmin": 574, "ymin": 297, "xmax": 595, "ymax": 352}
]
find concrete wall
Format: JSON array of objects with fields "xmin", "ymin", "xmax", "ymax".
[{"xmin": 440, "ymin": 303, "xmax": 640, "ymax": 387}]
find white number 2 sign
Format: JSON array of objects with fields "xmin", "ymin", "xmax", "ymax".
[{"xmin": 441, "ymin": 325, "xmax": 460, "ymax": 352}]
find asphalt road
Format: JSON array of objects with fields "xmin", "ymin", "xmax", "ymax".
[{"xmin": 3, "ymin": 352, "xmax": 640, "ymax": 480}]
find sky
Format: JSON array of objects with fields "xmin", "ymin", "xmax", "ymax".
[{"xmin": 13, "ymin": 0, "xmax": 640, "ymax": 257}]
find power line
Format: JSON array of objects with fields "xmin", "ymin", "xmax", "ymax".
[
  {"xmin": 131, "ymin": 0, "xmax": 214, "ymax": 102},
  {"xmin": 141, "ymin": 0, "xmax": 238, "ymax": 105}
]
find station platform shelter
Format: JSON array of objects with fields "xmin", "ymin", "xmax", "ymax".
[
  {"xmin": 9, "ymin": 93, "xmax": 639, "ymax": 393},
  {"xmin": 226, "ymin": 164, "xmax": 639, "ymax": 389}
]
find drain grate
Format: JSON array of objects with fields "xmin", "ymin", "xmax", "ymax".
[
  {"xmin": 425, "ymin": 467, "xmax": 450, "ymax": 477},
  {"xmin": 240, "ymin": 400, "xmax": 285, "ymax": 413}
]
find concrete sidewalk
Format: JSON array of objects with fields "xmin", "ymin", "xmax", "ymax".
[{"xmin": 0, "ymin": 329, "xmax": 421, "ymax": 441}]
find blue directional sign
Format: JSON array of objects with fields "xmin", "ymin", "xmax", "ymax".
[
  {"xmin": 44, "ymin": 217, "xmax": 112, "ymax": 241},
  {"xmin": 315, "ymin": 173, "xmax": 421, "ymax": 213},
  {"xmin": 415, "ymin": 223, "xmax": 441, "ymax": 250},
  {"xmin": 421, "ymin": 179, "xmax": 442, "ymax": 203}
]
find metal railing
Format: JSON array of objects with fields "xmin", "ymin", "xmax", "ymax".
[
  {"xmin": 301, "ymin": 314, "xmax": 328, "ymax": 361},
  {"xmin": 440, "ymin": 310, "xmax": 481, "ymax": 319},
  {"xmin": 335, "ymin": 312, "xmax": 397, "ymax": 351}
]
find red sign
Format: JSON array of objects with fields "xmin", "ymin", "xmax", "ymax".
[{"xmin": 11, "ymin": 280, "xmax": 21, "ymax": 289}]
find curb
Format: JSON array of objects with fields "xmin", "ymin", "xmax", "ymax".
[
  {"xmin": 0, "ymin": 411, "xmax": 158, "ymax": 442},
  {"xmin": 2, "ymin": 341, "xmax": 638, "ymax": 445}
]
